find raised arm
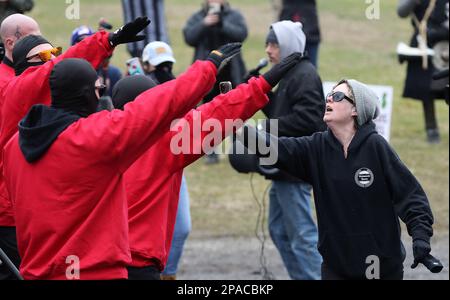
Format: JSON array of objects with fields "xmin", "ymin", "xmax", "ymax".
[{"xmin": 167, "ymin": 76, "xmax": 271, "ymax": 172}]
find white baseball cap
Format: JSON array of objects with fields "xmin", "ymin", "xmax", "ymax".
[{"xmin": 142, "ymin": 41, "xmax": 176, "ymax": 66}]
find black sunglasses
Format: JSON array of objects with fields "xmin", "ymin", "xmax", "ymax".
[{"xmin": 326, "ymin": 91, "xmax": 355, "ymax": 105}]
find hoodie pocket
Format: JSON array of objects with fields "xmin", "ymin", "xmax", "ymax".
[{"xmin": 319, "ymin": 232, "xmax": 386, "ymax": 279}]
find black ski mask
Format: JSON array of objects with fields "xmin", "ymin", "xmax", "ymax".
[
  {"xmin": 112, "ymin": 75, "xmax": 157, "ymax": 110},
  {"xmin": 13, "ymin": 35, "xmax": 52, "ymax": 76},
  {"xmin": 154, "ymin": 62, "xmax": 175, "ymax": 84},
  {"xmin": 50, "ymin": 58, "xmax": 99, "ymax": 118}
]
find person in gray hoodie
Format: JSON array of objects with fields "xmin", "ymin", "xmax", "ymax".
[{"xmin": 260, "ymin": 20, "xmax": 326, "ymax": 280}]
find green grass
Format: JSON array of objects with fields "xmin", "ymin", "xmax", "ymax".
[{"xmin": 29, "ymin": 0, "xmax": 448, "ymax": 237}]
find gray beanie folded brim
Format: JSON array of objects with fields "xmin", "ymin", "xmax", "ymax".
[{"xmin": 346, "ymin": 79, "xmax": 380, "ymax": 126}]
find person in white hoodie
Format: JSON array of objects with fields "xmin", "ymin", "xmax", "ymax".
[{"xmin": 260, "ymin": 20, "xmax": 326, "ymax": 280}]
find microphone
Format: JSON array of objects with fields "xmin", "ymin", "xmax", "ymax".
[
  {"xmin": 243, "ymin": 58, "xmax": 269, "ymax": 82},
  {"xmin": 255, "ymin": 58, "xmax": 269, "ymax": 73}
]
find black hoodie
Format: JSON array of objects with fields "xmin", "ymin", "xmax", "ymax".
[
  {"xmin": 19, "ymin": 105, "xmax": 80, "ymax": 162},
  {"xmin": 272, "ymin": 122, "xmax": 434, "ymax": 278},
  {"xmin": 19, "ymin": 58, "xmax": 99, "ymax": 162}
]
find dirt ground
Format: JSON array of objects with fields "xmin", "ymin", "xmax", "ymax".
[{"xmin": 178, "ymin": 233, "xmax": 449, "ymax": 280}]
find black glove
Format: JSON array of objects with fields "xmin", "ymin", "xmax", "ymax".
[
  {"xmin": 97, "ymin": 96, "xmax": 114, "ymax": 112},
  {"xmin": 262, "ymin": 52, "xmax": 302, "ymax": 87},
  {"xmin": 109, "ymin": 17, "xmax": 151, "ymax": 47},
  {"xmin": 411, "ymin": 238, "xmax": 431, "ymax": 269},
  {"xmin": 243, "ymin": 69, "xmax": 261, "ymax": 82},
  {"xmin": 207, "ymin": 43, "xmax": 242, "ymax": 72}
]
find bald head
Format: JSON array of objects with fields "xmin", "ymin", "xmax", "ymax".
[{"xmin": 0, "ymin": 14, "xmax": 41, "ymax": 61}]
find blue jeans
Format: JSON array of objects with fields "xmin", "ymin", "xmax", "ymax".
[
  {"xmin": 269, "ymin": 180, "xmax": 322, "ymax": 280},
  {"xmin": 162, "ymin": 176, "xmax": 192, "ymax": 275}
]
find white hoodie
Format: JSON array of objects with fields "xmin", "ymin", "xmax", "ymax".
[{"xmin": 271, "ymin": 20, "xmax": 306, "ymax": 61}]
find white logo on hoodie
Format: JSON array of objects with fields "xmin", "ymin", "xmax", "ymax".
[{"xmin": 355, "ymin": 168, "xmax": 374, "ymax": 188}]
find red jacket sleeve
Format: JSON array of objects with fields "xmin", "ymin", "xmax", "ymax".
[
  {"xmin": 166, "ymin": 76, "xmax": 271, "ymax": 172},
  {"xmin": 71, "ymin": 60, "xmax": 217, "ymax": 173},
  {"xmin": 0, "ymin": 31, "xmax": 113, "ymax": 149}
]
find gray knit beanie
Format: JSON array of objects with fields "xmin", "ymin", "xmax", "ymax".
[{"xmin": 337, "ymin": 79, "xmax": 380, "ymax": 126}]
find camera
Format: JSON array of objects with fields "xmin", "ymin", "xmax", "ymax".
[{"xmin": 208, "ymin": 3, "xmax": 221, "ymax": 15}]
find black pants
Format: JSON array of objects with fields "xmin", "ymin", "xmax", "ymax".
[
  {"xmin": 0, "ymin": 226, "xmax": 21, "ymax": 280},
  {"xmin": 127, "ymin": 265, "xmax": 161, "ymax": 280},
  {"xmin": 321, "ymin": 263, "xmax": 404, "ymax": 280},
  {"xmin": 422, "ymin": 98, "xmax": 438, "ymax": 130}
]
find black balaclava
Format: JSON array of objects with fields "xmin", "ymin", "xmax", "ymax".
[
  {"xmin": 112, "ymin": 75, "xmax": 156, "ymax": 110},
  {"xmin": 154, "ymin": 62, "xmax": 175, "ymax": 84},
  {"xmin": 50, "ymin": 58, "xmax": 99, "ymax": 118},
  {"xmin": 13, "ymin": 35, "xmax": 52, "ymax": 76}
]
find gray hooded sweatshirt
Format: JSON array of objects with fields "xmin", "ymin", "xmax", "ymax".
[{"xmin": 272, "ymin": 20, "xmax": 306, "ymax": 61}]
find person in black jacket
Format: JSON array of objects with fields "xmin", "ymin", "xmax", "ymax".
[
  {"xmin": 259, "ymin": 20, "xmax": 325, "ymax": 280},
  {"xmin": 279, "ymin": 0, "xmax": 321, "ymax": 67},
  {"xmin": 397, "ymin": 0, "xmax": 449, "ymax": 144},
  {"xmin": 238, "ymin": 79, "xmax": 438, "ymax": 280},
  {"xmin": 183, "ymin": 0, "xmax": 247, "ymax": 100}
]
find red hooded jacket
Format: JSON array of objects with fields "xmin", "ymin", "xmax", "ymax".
[
  {"xmin": 0, "ymin": 31, "xmax": 113, "ymax": 227},
  {"xmin": 3, "ymin": 60, "xmax": 217, "ymax": 279},
  {"xmin": 126, "ymin": 76, "xmax": 271, "ymax": 269}
]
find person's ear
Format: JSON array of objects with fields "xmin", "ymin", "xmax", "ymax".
[
  {"xmin": 5, "ymin": 37, "xmax": 15, "ymax": 52},
  {"xmin": 351, "ymin": 106, "xmax": 358, "ymax": 117}
]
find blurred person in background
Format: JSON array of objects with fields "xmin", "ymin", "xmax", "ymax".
[
  {"xmin": 121, "ymin": 0, "xmax": 169, "ymax": 58},
  {"xmin": 71, "ymin": 24, "xmax": 122, "ymax": 97},
  {"xmin": 0, "ymin": 0, "xmax": 34, "ymax": 60},
  {"xmin": 397, "ymin": 0, "xmax": 449, "ymax": 144},
  {"xmin": 278, "ymin": 0, "xmax": 321, "ymax": 67},
  {"xmin": 0, "ymin": 0, "xmax": 33, "ymax": 25},
  {"xmin": 141, "ymin": 41, "xmax": 175, "ymax": 84},
  {"xmin": 183, "ymin": 0, "xmax": 248, "ymax": 164},
  {"xmin": 260, "ymin": 20, "xmax": 325, "ymax": 280},
  {"xmin": 0, "ymin": 13, "xmax": 40, "ymax": 280}
]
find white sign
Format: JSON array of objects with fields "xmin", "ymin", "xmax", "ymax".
[{"xmin": 323, "ymin": 82, "xmax": 394, "ymax": 141}]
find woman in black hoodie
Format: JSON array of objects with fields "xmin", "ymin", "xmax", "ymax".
[{"xmin": 237, "ymin": 79, "xmax": 439, "ymax": 280}]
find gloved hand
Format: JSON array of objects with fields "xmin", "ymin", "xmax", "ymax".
[
  {"xmin": 109, "ymin": 17, "xmax": 151, "ymax": 47},
  {"xmin": 262, "ymin": 52, "xmax": 302, "ymax": 87},
  {"xmin": 411, "ymin": 238, "xmax": 431, "ymax": 269},
  {"xmin": 243, "ymin": 68, "xmax": 261, "ymax": 83},
  {"xmin": 207, "ymin": 43, "xmax": 242, "ymax": 72}
]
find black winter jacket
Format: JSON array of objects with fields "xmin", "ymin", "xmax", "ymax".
[
  {"xmin": 183, "ymin": 4, "xmax": 247, "ymax": 87},
  {"xmin": 279, "ymin": 0, "xmax": 321, "ymax": 44}
]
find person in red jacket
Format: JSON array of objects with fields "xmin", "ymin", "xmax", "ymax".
[
  {"xmin": 111, "ymin": 53, "xmax": 302, "ymax": 279},
  {"xmin": 0, "ymin": 17, "xmax": 150, "ymax": 279},
  {"xmin": 3, "ymin": 43, "xmax": 240, "ymax": 279},
  {"xmin": 0, "ymin": 13, "xmax": 40, "ymax": 280}
]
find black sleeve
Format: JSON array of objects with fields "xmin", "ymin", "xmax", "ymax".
[
  {"xmin": 377, "ymin": 136, "xmax": 434, "ymax": 242},
  {"xmin": 236, "ymin": 125, "xmax": 313, "ymax": 182},
  {"xmin": 183, "ymin": 12, "xmax": 208, "ymax": 47},
  {"xmin": 220, "ymin": 10, "xmax": 248, "ymax": 42},
  {"xmin": 276, "ymin": 72, "xmax": 325, "ymax": 137}
]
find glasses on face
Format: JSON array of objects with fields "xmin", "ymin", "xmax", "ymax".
[
  {"xmin": 26, "ymin": 47, "xmax": 62, "ymax": 62},
  {"xmin": 95, "ymin": 83, "xmax": 107, "ymax": 98},
  {"xmin": 326, "ymin": 91, "xmax": 355, "ymax": 105}
]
